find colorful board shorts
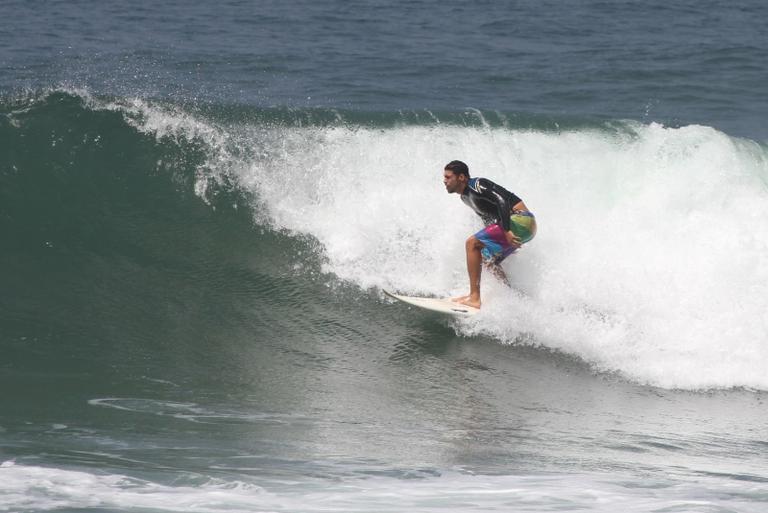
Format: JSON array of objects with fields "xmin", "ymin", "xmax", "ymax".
[{"xmin": 474, "ymin": 211, "xmax": 536, "ymax": 263}]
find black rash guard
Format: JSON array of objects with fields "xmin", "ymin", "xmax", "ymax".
[{"xmin": 460, "ymin": 177, "xmax": 522, "ymax": 232}]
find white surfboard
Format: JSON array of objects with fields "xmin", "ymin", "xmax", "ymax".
[{"xmin": 384, "ymin": 290, "xmax": 479, "ymax": 316}]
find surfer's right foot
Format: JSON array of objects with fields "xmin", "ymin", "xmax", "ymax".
[
  {"xmin": 457, "ymin": 296, "xmax": 481, "ymax": 309},
  {"xmin": 452, "ymin": 294, "xmax": 481, "ymax": 309}
]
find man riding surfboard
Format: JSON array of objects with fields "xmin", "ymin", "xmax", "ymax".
[{"xmin": 443, "ymin": 160, "xmax": 536, "ymax": 309}]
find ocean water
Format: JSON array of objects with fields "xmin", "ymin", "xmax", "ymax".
[{"xmin": 2, "ymin": 1, "xmax": 768, "ymax": 512}]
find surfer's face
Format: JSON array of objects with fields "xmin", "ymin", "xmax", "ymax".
[{"xmin": 443, "ymin": 169, "xmax": 466, "ymax": 194}]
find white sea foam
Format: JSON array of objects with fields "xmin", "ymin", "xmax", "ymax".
[
  {"xmin": 2, "ymin": 461, "xmax": 767, "ymax": 513},
  {"xmin": 236, "ymin": 121, "xmax": 768, "ymax": 390}
]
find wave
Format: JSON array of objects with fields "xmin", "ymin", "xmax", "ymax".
[{"xmin": 4, "ymin": 89, "xmax": 768, "ymax": 390}]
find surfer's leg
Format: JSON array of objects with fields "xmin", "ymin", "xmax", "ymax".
[
  {"xmin": 453, "ymin": 224, "xmax": 519, "ymax": 307},
  {"xmin": 452, "ymin": 234, "xmax": 484, "ymax": 307},
  {"xmin": 460, "ymin": 235, "xmax": 484, "ymax": 308}
]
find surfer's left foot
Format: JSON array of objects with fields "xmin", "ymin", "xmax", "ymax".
[{"xmin": 451, "ymin": 294, "xmax": 471, "ymax": 303}]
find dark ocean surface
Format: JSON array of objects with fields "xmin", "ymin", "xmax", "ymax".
[{"xmin": 2, "ymin": 1, "xmax": 768, "ymax": 511}]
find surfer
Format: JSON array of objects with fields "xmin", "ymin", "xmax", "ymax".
[{"xmin": 443, "ymin": 160, "xmax": 536, "ymax": 309}]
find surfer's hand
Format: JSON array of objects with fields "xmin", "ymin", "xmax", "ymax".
[{"xmin": 505, "ymin": 231, "xmax": 522, "ymax": 248}]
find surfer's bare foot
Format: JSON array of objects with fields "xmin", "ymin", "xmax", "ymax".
[
  {"xmin": 451, "ymin": 294, "xmax": 471, "ymax": 303},
  {"xmin": 457, "ymin": 296, "xmax": 481, "ymax": 309}
]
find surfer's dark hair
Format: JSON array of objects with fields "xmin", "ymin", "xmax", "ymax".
[{"xmin": 445, "ymin": 160, "xmax": 470, "ymax": 177}]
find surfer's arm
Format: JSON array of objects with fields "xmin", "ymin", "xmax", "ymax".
[
  {"xmin": 484, "ymin": 183, "xmax": 525, "ymax": 248},
  {"xmin": 504, "ymin": 230, "xmax": 522, "ymax": 248},
  {"xmin": 486, "ymin": 187, "xmax": 513, "ymax": 231},
  {"xmin": 486, "ymin": 192, "xmax": 521, "ymax": 248}
]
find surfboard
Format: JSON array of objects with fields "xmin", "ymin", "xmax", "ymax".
[{"xmin": 384, "ymin": 290, "xmax": 479, "ymax": 316}]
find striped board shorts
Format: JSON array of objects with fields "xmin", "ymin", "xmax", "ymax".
[{"xmin": 474, "ymin": 211, "xmax": 536, "ymax": 263}]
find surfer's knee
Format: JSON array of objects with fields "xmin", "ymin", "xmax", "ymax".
[{"xmin": 466, "ymin": 235, "xmax": 482, "ymax": 251}]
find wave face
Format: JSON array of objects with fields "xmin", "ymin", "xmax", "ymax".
[{"xmin": 3, "ymin": 90, "xmax": 768, "ymax": 390}]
